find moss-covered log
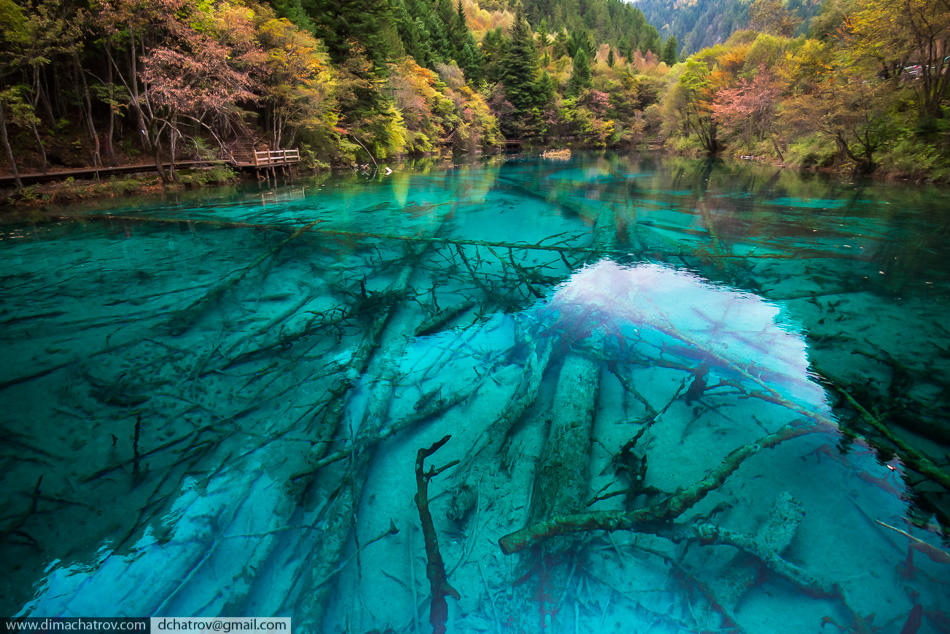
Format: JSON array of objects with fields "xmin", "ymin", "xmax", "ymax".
[{"xmin": 499, "ymin": 423, "xmax": 811, "ymax": 554}]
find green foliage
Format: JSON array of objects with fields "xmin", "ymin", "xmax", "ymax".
[
  {"xmin": 662, "ymin": 36, "xmax": 677, "ymax": 66},
  {"xmin": 743, "ymin": 33, "xmax": 788, "ymax": 72},
  {"xmin": 500, "ymin": 12, "xmax": 544, "ymax": 114},
  {"xmin": 177, "ymin": 165, "xmax": 237, "ymax": 186},
  {"xmin": 636, "ymin": 0, "xmax": 819, "ymax": 56},
  {"xmin": 522, "ymin": 0, "xmax": 659, "ymax": 57},
  {"xmin": 784, "ymin": 133, "xmax": 838, "ymax": 168},
  {"xmin": 3, "ymin": 0, "xmax": 948, "ymax": 188},
  {"xmin": 568, "ymin": 49, "xmax": 592, "ymax": 96},
  {"xmin": 302, "ymin": 0, "xmax": 401, "ymax": 71}
]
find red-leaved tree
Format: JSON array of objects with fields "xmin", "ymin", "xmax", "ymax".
[
  {"xmin": 95, "ymin": 0, "xmax": 262, "ymax": 181},
  {"xmin": 711, "ymin": 67, "xmax": 785, "ymax": 158}
]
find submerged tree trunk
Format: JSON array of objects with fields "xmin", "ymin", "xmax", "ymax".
[{"xmin": 529, "ymin": 354, "xmax": 600, "ymax": 524}]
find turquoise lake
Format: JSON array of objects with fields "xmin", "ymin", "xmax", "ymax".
[{"xmin": 1, "ymin": 152, "xmax": 949, "ymax": 632}]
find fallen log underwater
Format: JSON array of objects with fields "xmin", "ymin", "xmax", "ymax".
[{"xmin": 6, "ymin": 212, "xmax": 948, "ymax": 634}]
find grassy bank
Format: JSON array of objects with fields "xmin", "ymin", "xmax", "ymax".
[{"xmin": 0, "ymin": 165, "xmax": 241, "ymax": 208}]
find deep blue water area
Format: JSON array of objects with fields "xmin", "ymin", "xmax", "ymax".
[{"xmin": 1, "ymin": 153, "xmax": 948, "ymax": 633}]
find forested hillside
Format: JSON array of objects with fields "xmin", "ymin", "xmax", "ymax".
[
  {"xmin": 0, "ymin": 0, "xmax": 949, "ymax": 190},
  {"xmin": 659, "ymin": 0, "xmax": 950, "ymax": 178},
  {"xmin": 0, "ymin": 0, "xmax": 669, "ymax": 187},
  {"xmin": 635, "ymin": 0, "xmax": 822, "ymax": 55}
]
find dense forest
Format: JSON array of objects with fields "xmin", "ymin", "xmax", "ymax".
[
  {"xmin": 1, "ymin": 0, "xmax": 949, "ymax": 189},
  {"xmin": 0, "ymin": 0, "xmax": 667, "ymax": 187}
]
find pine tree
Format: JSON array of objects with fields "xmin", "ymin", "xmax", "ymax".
[
  {"xmin": 482, "ymin": 27, "xmax": 507, "ymax": 83},
  {"xmin": 617, "ymin": 39, "xmax": 632, "ymax": 62},
  {"xmin": 640, "ymin": 26, "xmax": 661, "ymax": 55},
  {"xmin": 303, "ymin": 0, "xmax": 400, "ymax": 71},
  {"xmin": 500, "ymin": 7, "xmax": 543, "ymax": 114},
  {"xmin": 394, "ymin": 0, "xmax": 433, "ymax": 66},
  {"xmin": 538, "ymin": 70, "xmax": 555, "ymax": 103},
  {"xmin": 568, "ymin": 47, "xmax": 592, "ymax": 96},
  {"xmin": 271, "ymin": 0, "xmax": 316, "ymax": 33},
  {"xmin": 567, "ymin": 29, "xmax": 594, "ymax": 59},
  {"xmin": 552, "ymin": 29, "xmax": 569, "ymax": 59},
  {"xmin": 662, "ymin": 35, "xmax": 678, "ymax": 66},
  {"xmin": 458, "ymin": 41, "xmax": 484, "ymax": 83},
  {"xmin": 607, "ymin": 46, "xmax": 615, "ymax": 67},
  {"xmin": 537, "ymin": 18, "xmax": 550, "ymax": 47},
  {"xmin": 452, "ymin": 0, "xmax": 484, "ymax": 82}
]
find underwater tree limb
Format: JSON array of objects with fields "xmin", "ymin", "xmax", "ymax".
[
  {"xmin": 414, "ymin": 435, "xmax": 461, "ymax": 634},
  {"xmin": 499, "ymin": 423, "xmax": 811, "ymax": 554},
  {"xmin": 292, "ymin": 352, "xmax": 406, "ymax": 629},
  {"xmin": 164, "ymin": 221, "xmax": 321, "ymax": 336},
  {"xmin": 831, "ymin": 384, "xmax": 950, "ymax": 493},
  {"xmin": 81, "ymin": 419, "xmax": 228, "ymax": 484},
  {"xmin": 455, "ymin": 336, "xmax": 553, "ymax": 476},
  {"xmin": 306, "ymin": 228, "xmax": 811, "ymax": 259},
  {"xmin": 292, "ymin": 205, "xmax": 457, "ymax": 629},
  {"xmin": 289, "ymin": 379, "xmax": 482, "ymax": 482},
  {"xmin": 68, "ymin": 214, "xmax": 288, "ymax": 231},
  {"xmin": 415, "ymin": 300, "xmax": 476, "ymax": 338},
  {"xmin": 667, "ymin": 524, "xmax": 840, "ymax": 599},
  {"xmin": 529, "ymin": 353, "xmax": 599, "ymax": 525}
]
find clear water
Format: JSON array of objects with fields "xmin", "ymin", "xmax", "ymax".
[{"xmin": 2, "ymin": 153, "xmax": 949, "ymax": 633}]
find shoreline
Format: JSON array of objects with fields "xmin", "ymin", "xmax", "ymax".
[{"xmin": 2, "ymin": 145, "xmax": 947, "ymax": 214}]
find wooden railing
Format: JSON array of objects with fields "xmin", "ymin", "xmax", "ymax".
[{"xmin": 254, "ymin": 149, "xmax": 300, "ymax": 165}]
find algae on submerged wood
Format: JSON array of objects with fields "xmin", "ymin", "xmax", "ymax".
[{"xmin": 1, "ymin": 153, "xmax": 948, "ymax": 634}]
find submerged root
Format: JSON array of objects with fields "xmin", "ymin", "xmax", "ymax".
[{"xmin": 413, "ymin": 436, "xmax": 461, "ymax": 634}]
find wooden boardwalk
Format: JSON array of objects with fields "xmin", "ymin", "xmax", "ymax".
[
  {"xmin": 0, "ymin": 148, "xmax": 301, "ymax": 188},
  {"xmin": 236, "ymin": 149, "xmax": 300, "ymax": 168},
  {"xmin": 0, "ymin": 160, "xmax": 234, "ymax": 188}
]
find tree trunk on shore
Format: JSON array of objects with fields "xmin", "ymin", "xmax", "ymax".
[
  {"xmin": 169, "ymin": 118, "xmax": 178, "ymax": 183},
  {"xmin": 0, "ymin": 99, "xmax": 23, "ymax": 190},
  {"xmin": 30, "ymin": 122, "xmax": 47, "ymax": 174},
  {"xmin": 73, "ymin": 54, "xmax": 101, "ymax": 171},
  {"xmin": 104, "ymin": 48, "xmax": 117, "ymax": 164}
]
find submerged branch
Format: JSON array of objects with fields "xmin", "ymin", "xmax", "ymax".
[
  {"xmin": 831, "ymin": 384, "xmax": 950, "ymax": 493},
  {"xmin": 414, "ymin": 435, "xmax": 460, "ymax": 634},
  {"xmin": 499, "ymin": 423, "xmax": 811, "ymax": 554},
  {"xmin": 290, "ymin": 379, "xmax": 482, "ymax": 482},
  {"xmin": 164, "ymin": 221, "xmax": 320, "ymax": 336}
]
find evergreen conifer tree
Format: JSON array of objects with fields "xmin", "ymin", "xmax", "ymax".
[
  {"xmin": 482, "ymin": 27, "xmax": 507, "ymax": 83},
  {"xmin": 537, "ymin": 19, "xmax": 550, "ymax": 47},
  {"xmin": 568, "ymin": 47, "xmax": 592, "ymax": 95},
  {"xmin": 303, "ymin": 0, "xmax": 400, "ymax": 71},
  {"xmin": 271, "ymin": 0, "xmax": 316, "ymax": 33},
  {"xmin": 662, "ymin": 35, "xmax": 678, "ymax": 65},
  {"xmin": 500, "ymin": 6, "xmax": 542, "ymax": 114},
  {"xmin": 552, "ymin": 29, "xmax": 569, "ymax": 59}
]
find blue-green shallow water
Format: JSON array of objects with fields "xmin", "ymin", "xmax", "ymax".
[{"xmin": 1, "ymin": 153, "xmax": 949, "ymax": 633}]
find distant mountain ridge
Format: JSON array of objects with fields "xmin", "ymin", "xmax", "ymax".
[{"xmin": 633, "ymin": 0, "xmax": 822, "ymax": 55}]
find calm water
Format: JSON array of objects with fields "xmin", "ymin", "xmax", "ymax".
[{"xmin": 1, "ymin": 153, "xmax": 948, "ymax": 632}]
